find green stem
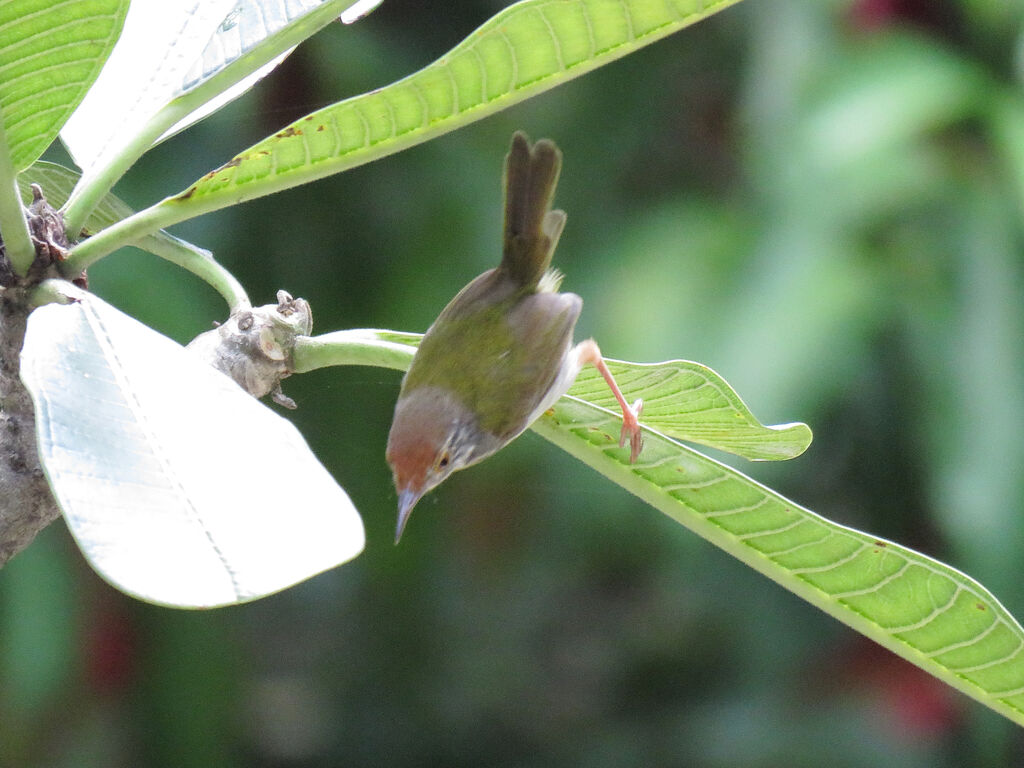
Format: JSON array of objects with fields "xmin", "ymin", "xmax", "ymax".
[
  {"xmin": 141, "ymin": 234, "xmax": 249, "ymax": 311},
  {"xmin": 62, "ymin": 107, "xmax": 189, "ymax": 239},
  {"xmin": 28, "ymin": 278, "xmax": 83, "ymax": 307},
  {"xmin": 59, "ymin": 186, "xmax": 249, "ymax": 310},
  {"xmin": 291, "ymin": 330, "xmax": 417, "ymax": 373},
  {"xmin": 62, "ymin": 0, "xmax": 365, "ymax": 237},
  {"xmin": 61, "ymin": 197, "xmax": 180, "ymax": 274},
  {"xmin": 0, "ymin": 122, "xmax": 34, "ymax": 276}
]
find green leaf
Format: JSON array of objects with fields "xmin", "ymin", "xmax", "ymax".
[
  {"xmin": 295, "ymin": 329, "xmax": 1024, "ymax": 727},
  {"xmin": 173, "ymin": 0, "xmax": 743, "ymax": 211},
  {"xmin": 20, "ymin": 287, "xmax": 364, "ymax": 608},
  {"xmin": 18, "ymin": 161, "xmax": 248, "ymax": 309},
  {"xmin": 0, "ymin": 0, "xmax": 128, "ymax": 171},
  {"xmin": 17, "ymin": 160, "xmax": 140, "ymax": 234},
  {"xmin": 63, "ymin": 0, "xmax": 745, "ymax": 270},
  {"xmin": 531, "ymin": 395, "xmax": 1024, "ymax": 728}
]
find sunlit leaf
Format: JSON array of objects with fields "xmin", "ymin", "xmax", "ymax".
[
  {"xmin": 20, "ymin": 289, "xmax": 364, "ymax": 608},
  {"xmin": 177, "ymin": 0, "xmax": 742, "ymax": 209}
]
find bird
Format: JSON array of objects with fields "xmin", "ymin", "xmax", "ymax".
[{"xmin": 386, "ymin": 131, "xmax": 643, "ymax": 542}]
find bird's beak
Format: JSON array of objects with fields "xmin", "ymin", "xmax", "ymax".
[{"xmin": 394, "ymin": 487, "xmax": 423, "ymax": 544}]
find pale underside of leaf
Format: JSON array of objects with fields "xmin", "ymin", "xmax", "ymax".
[
  {"xmin": 339, "ymin": 0, "xmax": 383, "ymax": 23},
  {"xmin": 20, "ymin": 291, "xmax": 364, "ymax": 608},
  {"xmin": 61, "ymin": 0, "xmax": 371, "ymax": 175},
  {"xmin": 60, "ymin": 0, "xmax": 241, "ymax": 174},
  {"xmin": 159, "ymin": 0, "xmax": 340, "ymax": 142},
  {"xmin": 0, "ymin": 0, "xmax": 128, "ymax": 171}
]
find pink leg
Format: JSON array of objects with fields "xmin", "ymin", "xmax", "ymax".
[{"xmin": 577, "ymin": 339, "xmax": 643, "ymax": 462}]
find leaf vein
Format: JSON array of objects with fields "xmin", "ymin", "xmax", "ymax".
[
  {"xmin": 703, "ymin": 496, "xmax": 771, "ymax": 519},
  {"xmin": 954, "ymin": 637, "xmax": 1024, "ymax": 675},
  {"xmin": 536, "ymin": 7, "xmax": 566, "ymax": 71},
  {"xmin": 790, "ymin": 542, "xmax": 869, "ymax": 575},
  {"xmin": 886, "ymin": 586, "xmax": 963, "ymax": 634},
  {"xmin": 766, "ymin": 531, "xmax": 834, "ymax": 558},
  {"xmin": 832, "ymin": 561, "xmax": 911, "ymax": 600},
  {"xmin": 925, "ymin": 616, "xmax": 1001, "ymax": 659},
  {"xmin": 735, "ymin": 517, "xmax": 805, "ymax": 541}
]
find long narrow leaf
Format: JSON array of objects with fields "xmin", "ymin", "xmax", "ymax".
[
  {"xmin": 63, "ymin": 0, "xmax": 745, "ymax": 271},
  {"xmin": 532, "ymin": 396, "xmax": 1024, "ymax": 727},
  {"xmin": 296, "ymin": 328, "xmax": 1024, "ymax": 727},
  {"xmin": 174, "ymin": 0, "xmax": 745, "ymax": 213}
]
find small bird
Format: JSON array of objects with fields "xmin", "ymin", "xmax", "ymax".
[{"xmin": 386, "ymin": 132, "xmax": 643, "ymax": 542}]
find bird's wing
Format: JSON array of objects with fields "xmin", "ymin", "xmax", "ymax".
[{"xmin": 403, "ymin": 282, "xmax": 582, "ymax": 441}]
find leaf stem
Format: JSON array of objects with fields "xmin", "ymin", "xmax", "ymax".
[
  {"xmin": 28, "ymin": 278, "xmax": 84, "ymax": 307},
  {"xmin": 140, "ymin": 233, "xmax": 250, "ymax": 311},
  {"xmin": 61, "ymin": 197, "xmax": 181, "ymax": 273},
  {"xmin": 291, "ymin": 330, "xmax": 417, "ymax": 374},
  {"xmin": 0, "ymin": 122, "xmax": 35, "ymax": 276}
]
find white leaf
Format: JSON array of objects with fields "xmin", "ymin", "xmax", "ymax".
[
  {"xmin": 62, "ymin": 0, "xmax": 381, "ymax": 174},
  {"xmin": 20, "ymin": 291, "xmax": 364, "ymax": 608},
  {"xmin": 339, "ymin": 0, "xmax": 384, "ymax": 23},
  {"xmin": 61, "ymin": 0, "xmax": 239, "ymax": 174},
  {"xmin": 160, "ymin": 50, "xmax": 293, "ymax": 144}
]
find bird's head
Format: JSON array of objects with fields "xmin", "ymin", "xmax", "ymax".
[{"xmin": 386, "ymin": 387, "xmax": 494, "ymax": 542}]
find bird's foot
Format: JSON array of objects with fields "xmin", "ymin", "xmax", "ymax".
[{"xmin": 619, "ymin": 398, "xmax": 644, "ymax": 463}]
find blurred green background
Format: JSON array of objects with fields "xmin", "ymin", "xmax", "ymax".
[{"xmin": 4, "ymin": 0, "xmax": 1024, "ymax": 764}]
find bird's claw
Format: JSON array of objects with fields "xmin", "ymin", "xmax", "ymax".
[{"xmin": 618, "ymin": 398, "xmax": 644, "ymax": 463}]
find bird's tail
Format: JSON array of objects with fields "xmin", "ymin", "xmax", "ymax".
[{"xmin": 500, "ymin": 131, "xmax": 567, "ymax": 289}]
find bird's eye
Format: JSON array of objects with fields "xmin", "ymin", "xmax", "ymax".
[{"xmin": 437, "ymin": 452, "xmax": 450, "ymax": 469}]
